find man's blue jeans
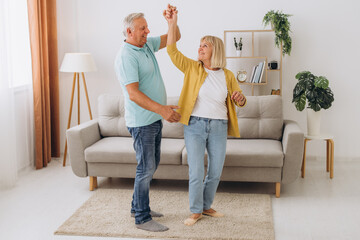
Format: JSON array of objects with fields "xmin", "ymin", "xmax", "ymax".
[
  {"xmin": 184, "ymin": 116, "xmax": 228, "ymax": 213},
  {"xmin": 127, "ymin": 120, "xmax": 162, "ymax": 224}
]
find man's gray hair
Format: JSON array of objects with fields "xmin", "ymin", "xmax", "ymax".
[{"xmin": 123, "ymin": 13, "xmax": 144, "ymax": 37}]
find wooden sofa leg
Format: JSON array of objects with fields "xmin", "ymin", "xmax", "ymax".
[
  {"xmin": 275, "ymin": 182, "xmax": 281, "ymax": 198},
  {"xmin": 89, "ymin": 176, "xmax": 98, "ymax": 191}
]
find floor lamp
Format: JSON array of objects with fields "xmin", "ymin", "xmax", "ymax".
[{"xmin": 60, "ymin": 53, "xmax": 97, "ymax": 167}]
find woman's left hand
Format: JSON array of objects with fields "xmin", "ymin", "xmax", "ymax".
[{"xmin": 231, "ymin": 91, "xmax": 246, "ymax": 106}]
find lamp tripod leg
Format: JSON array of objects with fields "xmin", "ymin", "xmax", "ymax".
[
  {"xmin": 82, "ymin": 72, "xmax": 93, "ymax": 120},
  {"xmin": 77, "ymin": 73, "xmax": 80, "ymax": 125},
  {"xmin": 63, "ymin": 73, "xmax": 77, "ymax": 167}
]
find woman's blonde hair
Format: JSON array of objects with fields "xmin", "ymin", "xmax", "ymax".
[{"xmin": 200, "ymin": 35, "xmax": 226, "ymax": 69}]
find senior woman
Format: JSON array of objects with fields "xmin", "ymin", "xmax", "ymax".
[{"xmin": 164, "ymin": 7, "xmax": 247, "ymax": 226}]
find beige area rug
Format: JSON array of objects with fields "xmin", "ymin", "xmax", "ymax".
[{"xmin": 55, "ymin": 189, "xmax": 274, "ymax": 240}]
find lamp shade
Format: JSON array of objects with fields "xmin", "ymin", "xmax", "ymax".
[{"xmin": 59, "ymin": 53, "xmax": 97, "ymax": 72}]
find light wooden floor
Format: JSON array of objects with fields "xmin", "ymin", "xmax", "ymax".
[{"xmin": 0, "ymin": 157, "xmax": 359, "ymax": 240}]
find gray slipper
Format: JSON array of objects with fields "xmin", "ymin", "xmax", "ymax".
[{"xmin": 136, "ymin": 219, "xmax": 169, "ymax": 232}]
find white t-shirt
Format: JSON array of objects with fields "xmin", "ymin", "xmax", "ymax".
[{"xmin": 191, "ymin": 68, "xmax": 228, "ymax": 120}]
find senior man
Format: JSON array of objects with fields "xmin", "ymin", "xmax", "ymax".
[{"xmin": 114, "ymin": 6, "xmax": 181, "ymax": 232}]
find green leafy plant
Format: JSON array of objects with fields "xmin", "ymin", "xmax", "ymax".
[
  {"xmin": 234, "ymin": 37, "xmax": 242, "ymax": 51},
  {"xmin": 263, "ymin": 10, "xmax": 292, "ymax": 56},
  {"xmin": 292, "ymin": 71, "xmax": 334, "ymax": 112}
]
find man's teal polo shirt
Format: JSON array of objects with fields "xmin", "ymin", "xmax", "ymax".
[{"xmin": 114, "ymin": 37, "xmax": 166, "ymax": 127}]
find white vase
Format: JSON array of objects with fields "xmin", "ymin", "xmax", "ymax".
[
  {"xmin": 236, "ymin": 50, "xmax": 242, "ymax": 57},
  {"xmin": 307, "ymin": 108, "xmax": 321, "ymax": 136}
]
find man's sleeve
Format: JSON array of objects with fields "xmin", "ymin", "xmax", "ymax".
[
  {"xmin": 118, "ymin": 54, "xmax": 139, "ymax": 86},
  {"xmin": 147, "ymin": 36, "xmax": 161, "ymax": 53}
]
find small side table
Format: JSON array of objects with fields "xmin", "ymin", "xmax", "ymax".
[{"xmin": 302, "ymin": 135, "xmax": 334, "ymax": 179}]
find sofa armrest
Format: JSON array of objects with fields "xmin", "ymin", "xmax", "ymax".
[
  {"xmin": 66, "ymin": 119, "xmax": 101, "ymax": 177},
  {"xmin": 281, "ymin": 120, "xmax": 304, "ymax": 184}
]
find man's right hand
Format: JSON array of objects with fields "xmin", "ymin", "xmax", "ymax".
[{"xmin": 159, "ymin": 105, "xmax": 181, "ymax": 123}]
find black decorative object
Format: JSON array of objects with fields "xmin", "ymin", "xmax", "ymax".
[{"xmin": 268, "ymin": 61, "xmax": 278, "ymax": 70}]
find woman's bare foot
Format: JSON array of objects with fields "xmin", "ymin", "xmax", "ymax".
[
  {"xmin": 184, "ymin": 213, "xmax": 203, "ymax": 226},
  {"xmin": 202, "ymin": 208, "xmax": 224, "ymax": 217}
]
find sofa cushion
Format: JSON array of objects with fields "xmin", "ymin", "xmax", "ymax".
[
  {"xmin": 98, "ymin": 94, "xmax": 130, "ymax": 137},
  {"xmin": 182, "ymin": 139, "xmax": 283, "ymax": 167},
  {"xmin": 85, "ymin": 137, "xmax": 184, "ymax": 165},
  {"xmin": 98, "ymin": 94, "xmax": 183, "ymax": 138},
  {"xmin": 161, "ymin": 96, "xmax": 184, "ymax": 138},
  {"xmin": 237, "ymin": 95, "xmax": 283, "ymax": 140}
]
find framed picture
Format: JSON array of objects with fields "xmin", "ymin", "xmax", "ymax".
[{"xmin": 271, "ymin": 89, "xmax": 281, "ymax": 95}]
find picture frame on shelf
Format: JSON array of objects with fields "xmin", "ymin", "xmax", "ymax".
[{"xmin": 271, "ymin": 89, "xmax": 281, "ymax": 95}]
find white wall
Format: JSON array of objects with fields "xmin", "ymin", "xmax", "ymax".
[{"xmin": 57, "ymin": 0, "xmax": 360, "ymax": 160}]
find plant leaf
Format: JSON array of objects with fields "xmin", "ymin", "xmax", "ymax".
[
  {"xmin": 314, "ymin": 76, "xmax": 329, "ymax": 89},
  {"xmin": 308, "ymin": 102, "xmax": 321, "ymax": 112},
  {"xmin": 292, "ymin": 82, "xmax": 304, "ymax": 100},
  {"xmin": 319, "ymin": 87, "xmax": 334, "ymax": 109},
  {"xmin": 295, "ymin": 71, "xmax": 311, "ymax": 80},
  {"xmin": 294, "ymin": 93, "xmax": 306, "ymax": 111}
]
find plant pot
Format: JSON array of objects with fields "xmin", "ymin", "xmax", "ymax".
[
  {"xmin": 236, "ymin": 50, "xmax": 242, "ymax": 57},
  {"xmin": 307, "ymin": 108, "xmax": 321, "ymax": 136}
]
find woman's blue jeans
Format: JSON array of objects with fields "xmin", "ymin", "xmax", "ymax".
[
  {"xmin": 184, "ymin": 116, "xmax": 228, "ymax": 213},
  {"xmin": 127, "ymin": 120, "xmax": 162, "ymax": 224}
]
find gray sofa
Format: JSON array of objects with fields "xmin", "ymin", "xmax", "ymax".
[{"xmin": 66, "ymin": 94, "xmax": 304, "ymax": 197}]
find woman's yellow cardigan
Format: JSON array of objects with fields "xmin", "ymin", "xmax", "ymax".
[{"xmin": 167, "ymin": 43, "xmax": 246, "ymax": 137}]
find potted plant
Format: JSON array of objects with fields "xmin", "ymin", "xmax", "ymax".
[
  {"xmin": 234, "ymin": 37, "xmax": 242, "ymax": 56},
  {"xmin": 292, "ymin": 71, "xmax": 334, "ymax": 136},
  {"xmin": 263, "ymin": 10, "xmax": 292, "ymax": 56}
]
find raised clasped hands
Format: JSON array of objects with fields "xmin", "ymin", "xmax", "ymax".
[
  {"xmin": 163, "ymin": 4, "xmax": 178, "ymax": 23},
  {"xmin": 231, "ymin": 91, "xmax": 246, "ymax": 106}
]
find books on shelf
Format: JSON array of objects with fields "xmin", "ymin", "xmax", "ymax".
[
  {"xmin": 250, "ymin": 61, "xmax": 265, "ymax": 83},
  {"xmin": 249, "ymin": 65, "xmax": 257, "ymax": 83},
  {"xmin": 257, "ymin": 61, "xmax": 265, "ymax": 83}
]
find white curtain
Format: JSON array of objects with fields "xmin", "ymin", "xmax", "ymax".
[
  {"xmin": 0, "ymin": 0, "xmax": 34, "ymax": 189},
  {"xmin": 0, "ymin": 66, "xmax": 18, "ymax": 188}
]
